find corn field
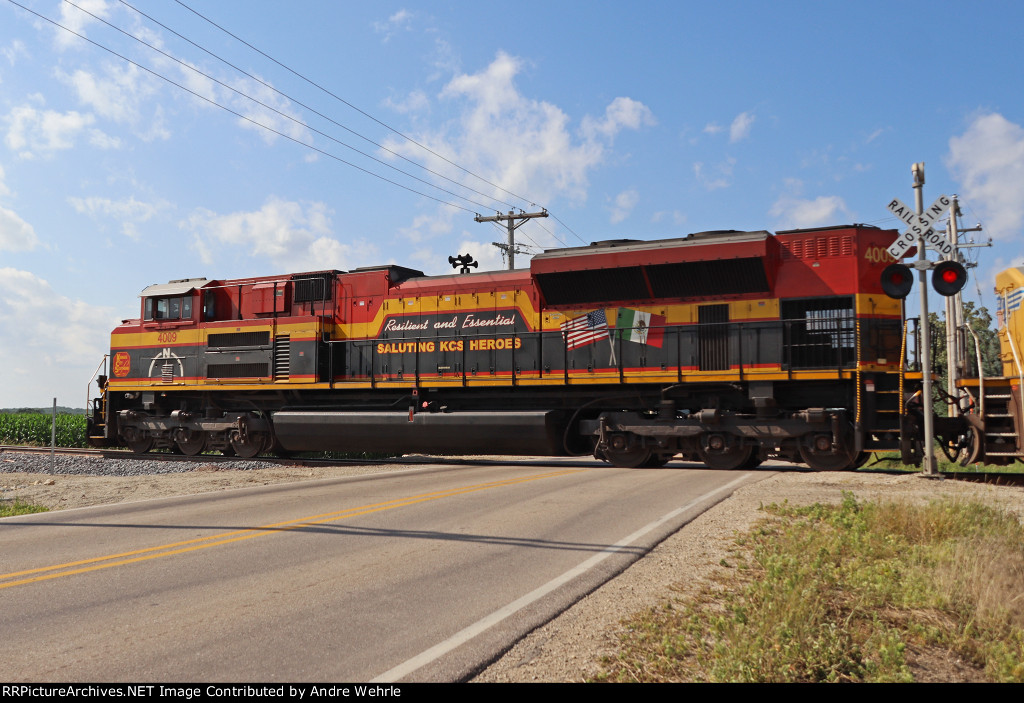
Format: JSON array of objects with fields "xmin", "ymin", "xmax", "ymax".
[{"xmin": 0, "ymin": 413, "xmax": 88, "ymax": 447}]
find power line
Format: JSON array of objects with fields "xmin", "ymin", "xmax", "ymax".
[
  {"xmin": 59, "ymin": 0, "xmax": 496, "ymax": 212},
  {"xmin": 172, "ymin": 0, "xmax": 540, "ymax": 210},
  {"xmin": 115, "ymin": 0, "xmax": 519, "ymax": 213},
  {"xmin": 7, "ymin": 0, "xmax": 479, "ymax": 214}
]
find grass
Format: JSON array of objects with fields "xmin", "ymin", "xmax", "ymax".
[
  {"xmin": 599, "ymin": 493, "xmax": 1024, "ymax": 683},
  {"xmin": 866, "ymin": 450, "xmax": 1024, "ymax": 474},
  {"xmin": 0, "ymin": 499, "xmax": 49, "ymax": 517}
]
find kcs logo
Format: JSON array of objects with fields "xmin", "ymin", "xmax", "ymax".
[{"xmin": 113, "ymin": 352, "xmax": 131, "ymax": 377}]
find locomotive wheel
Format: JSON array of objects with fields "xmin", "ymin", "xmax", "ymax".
[
  {"xmin": 125, "ymin": 436, "xmax": 153, "ymax": 454},
  {"xmin": 122, "ymin": 427, "xmax": 152, "ymax": 454},
  {"xmin": 960, "ymin": 424, "xmax": 983, "ymax": 467},
  {"xmin": 229, "ymin": 430, "xmax": 268, "ymax": 459},
  {"xmin": 696, "ymin": 433, "xmax": 752, "ymax": 470},
  {"xmin": 601, "ymin": 433, "xmax": 652, "ymax": 468},
  {"xmin": 697, "ymin": 443, "xmax": 753, "ymax": 470},
  {"xmin": 798, "ymin": 434, "xmax": 854, "ymax": 471},
  {"xmin": 642, "ymin": 453, "xmax": 673, "ymax": 468},
  {"xmin": 175, "ymin": 429, "xmax": 207, "ymax": 457}
]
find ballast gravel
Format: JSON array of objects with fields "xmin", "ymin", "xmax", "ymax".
[{"xmin": 0, "ymin": 452, "xmax": 281, "ymax": 476}]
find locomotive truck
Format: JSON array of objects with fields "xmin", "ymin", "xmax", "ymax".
[{"xmin": 85, "ymin": 223, "xmax": 1023, "ymax": 469}]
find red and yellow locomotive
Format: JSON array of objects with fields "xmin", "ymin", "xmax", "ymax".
[{"xmin": 89, "ymin": 224, "xmax": 921, "ymax": 469}]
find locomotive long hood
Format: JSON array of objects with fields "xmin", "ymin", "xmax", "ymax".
[{"xmin": 530, "ymin": 230, "xmax": 779, "ymax": 307}]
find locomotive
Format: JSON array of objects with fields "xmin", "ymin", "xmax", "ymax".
[{"xmin": 85, "ymin": 223, "xmax": 1023, "ymax": 470}]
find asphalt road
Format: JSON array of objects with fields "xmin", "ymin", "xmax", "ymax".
[{"xmin": 1, "ymin": 458, "xmax": 766, "ymax": 682}]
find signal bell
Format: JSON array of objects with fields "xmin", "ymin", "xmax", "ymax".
[
  {"xmin": 932, "ymin": 260, "xmax": 967, "ymax": 296},
  {"xmin": 881, "ymin": 263, "xmax": 914, "ymax": 299}
]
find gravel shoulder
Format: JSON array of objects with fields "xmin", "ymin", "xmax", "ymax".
[{"xmin": 3, "ymin": 451, "xmax": 1022, "ymax": 682}]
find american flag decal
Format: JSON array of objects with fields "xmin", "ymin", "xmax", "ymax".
[{"xmin": 561, "ymin": 309, "xmax": 609, "ymax": 350}]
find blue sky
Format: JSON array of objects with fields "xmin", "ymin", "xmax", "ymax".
[{"xmin": 0, "ymin": 0, "xmax": 1021, "ymax": 408}]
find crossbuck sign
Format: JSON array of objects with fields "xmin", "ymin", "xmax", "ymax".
[{"xmin": 886, "ymin": 194, "xmax": 953, "ymax": 259}]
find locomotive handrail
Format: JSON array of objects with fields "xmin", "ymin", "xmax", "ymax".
[
  {"xmin": 961, "ymin": 323, "xmax": 986, "ymax": 418},
  {"xmin": 1002, "ymin": 290, "xmax": 1024, "ymax": 420},
  {"xmin": 85, "ymin": 354, "xmax": 108, "ymax": 420}
]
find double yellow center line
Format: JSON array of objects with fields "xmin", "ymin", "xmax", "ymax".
[{"xmin": 1, "ymin": 468, "xmax": 583, "ymax": 590}]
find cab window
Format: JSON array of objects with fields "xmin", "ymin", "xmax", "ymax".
[{"xmin": 145, "ymin": 296, "xmax": 193, "ymax": 321}]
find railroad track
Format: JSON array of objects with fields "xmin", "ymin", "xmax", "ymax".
[{"xmin": 2, "ymin": 445, "xmax": 1022, "ymax": 485}]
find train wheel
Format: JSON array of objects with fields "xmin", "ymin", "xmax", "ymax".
[
  {"xmin": 601, "ymin": 433, "xmax": 652, "ymax": 468},
  {"xmin": 125, "ymin": 436, "xmax": 153, "ymax": 454},
  {"xmin": 643, "ymin": 453, "xmax": 673, "ymax": 468},
  {"xmin": 122, "ymin": 428, "xmax": 152, "ymax": 454},
  {"xmin": 696, "ymin": 433, "xmax": 752, "ymax": 470},
  {"xmin": 175, "ymin": 429, "xmax": 207, "ymax": 457},
  {"xmin": 798, "ymin": 434, "xmax": 854, "ymax": 471},
  {"xmin": 229, "ymin": 430, "xmax": 267, "ymax": 459}
]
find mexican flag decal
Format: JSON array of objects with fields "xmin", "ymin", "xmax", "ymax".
[{"xmin": 615, "ymin": 309, "xmax": 665, "ymax": 347}]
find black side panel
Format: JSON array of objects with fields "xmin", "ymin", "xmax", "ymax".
[{"xmin": 273, "ymin": 410, "xmax": 566, "ymax": 455}]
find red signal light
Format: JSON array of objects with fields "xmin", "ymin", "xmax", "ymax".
[
  {"xmin": 881, "ymin": 263, "xmax": 914, "ymax": 299},
  {"xmin": 932, "ymin": 260, "xmax": 967, "ymax": 297}
]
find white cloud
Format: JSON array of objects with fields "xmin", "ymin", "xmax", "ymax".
[
  {"xmin": 1, "ymin": 39, "xmax": 27, "ymax": 66},
  {"xmin": 453, "ymin": 238, "xmax": 506, "ymax": 273},
  {"xmin": 609, "ymin": 188, "xmax": 639, "ymax": 224},
  {"xmin": 68, "ymin": 195, "xmax": 169, "ymax": 239},
  {"xmin": 582, "ymin": 97, "xmax": 657, "ymax": 140},
  {"xmin": 729, "ymin": 111, "xmax": 755, "ymax": 143},
  {"xmin": 165, "ymin": 56, "xmax": 310, "ymax": 146},
  {"xmin": 693, "ymin": 157, "xmax": 736, "ymax": 190},
  {"xmin": 703, "ymin": 122, "xmax": 723, "ymax": 135},
  {"xmin": 652, "ymin": 210, "xmax": 686, "ymax": 226},
  {"xmin": 183, "ymin": 198, "xmax": 372, "ymax": 272},
  {"xmin": 4, "ymin": 104, "xmax": 116, "ymax": 158},
  {"xmin": 230, "ymin": 75, "xmax": 311, "ymax": 145},
  {"xmin": 55, "ymin": 0, "xmax": 111, "ymax": 50},
  {"xmin": 384, "ymin": 90, "xmax": 430, "ymax": 115},
  {"xmin": 373, "ymin": 9, "xmax": 413, "ymax": 41},
  {"xmin": 769, "ymin": 195, "xmax": 851, "ymax": 229},
  {"xmin": 388, "ymin": 52, "xmax": 654, "ymax": 207},
  {"xmin": 0, "ymin": 268, "xmax": 116, "ymax": 407},
  {"xmin": 380, "ymin": 52, "xmax": 654, "ymax": 268},
  {"xmin": 947, "ymin": 112, "xmax": 1024, "ymax": 241},
  {"xmin": 0, "ymin": 205, "xmax": 39, "ymax": 251},
  {"xmin": 60, "ymin": 63, "xmax": 168, "ymax": 141}
]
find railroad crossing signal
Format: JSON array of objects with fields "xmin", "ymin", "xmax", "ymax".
[
  {"xmin": 886, "ymin": 194, "xmax": 953, "ymax": 259},
  {"xmin": 880, "ymin": 263, "xmax": 914, "ymax": 299},
  {"xmin": 932, "ymin": 260, "xmax": 967, "ymax": 296}
]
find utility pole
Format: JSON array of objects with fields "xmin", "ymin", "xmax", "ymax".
[
  {"xmin": 941, "ymin": 195, "xmax": 987, "ymax": 415},
  {"xmin": 912, "ymin": 162, "xmax": 938, "ymax": 477},
  {"xmin": 475, "ymin": 209, "xmax": 548, "ymax": 270}
]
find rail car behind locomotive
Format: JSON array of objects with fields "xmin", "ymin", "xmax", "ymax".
[{"xmin": 88, "ymin": 223, "xmax": 982, "ymax": 469}]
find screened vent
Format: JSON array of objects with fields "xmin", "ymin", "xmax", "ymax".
[
  {"xmin": 535, "ymin": 266, "xmax": 648, "ymax": 305},
  {"xmin": 646, "ymin": 258, "xmax": 770, "ymax": 298},
  {"xmin": 782, "ymin": 236, "xmax": 854, "ymax": 260},
  {"xmin": 293, "ymin": 273, "xmax": 334, "ymax": 303},
  {"xmin": 206, "ymin": 363, "xmax": 269, "ymax": 378},
  {"xmin": 208, "ymin": 331, "xmax": 270, "ymax": 348}
]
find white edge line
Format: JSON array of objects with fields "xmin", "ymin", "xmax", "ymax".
[{"xmin": 370, "ymin": 472, "xmax": 754, "ymax": 682}]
